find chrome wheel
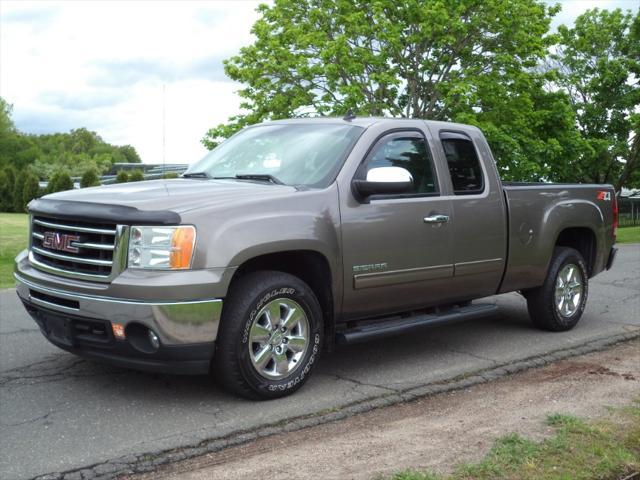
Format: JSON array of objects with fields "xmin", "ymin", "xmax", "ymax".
[
  {"xmin": 554, "ymin": 263, "xmax": 583, "ymax": 317},
  {"xmin": 248, "ymin": 298, "xmax": 310, "ymax": 380}
]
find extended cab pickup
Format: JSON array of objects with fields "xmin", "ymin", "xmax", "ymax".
[{"xmin": 15, "ymin": 118, "xmax": 618, "ymax": 399}]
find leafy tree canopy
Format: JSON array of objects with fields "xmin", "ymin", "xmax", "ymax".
[
  {"xmin": 551, "ymin": 8, "xmax": 640, "ymax": 190},
  {"xmin": 0, "ymin": 97, "xmax": 142, "ymax": 181},
  {"xmin": 203, "ymin": 1, "xmax": 639, "ymax": 187}
]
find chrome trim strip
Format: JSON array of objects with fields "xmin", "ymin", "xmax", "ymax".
[
  {"xmin": 354, "ymin": 264, "xmax": 454, "ymax": 290},
  {"xmin": 32, "ymin": 246, "xmax": 113, "ymax": 266},
  {"xmin": 33, "ymin": 218, "xmax": 117, "ymax": 235},
  {"xmin": 454, "ymin": 258, "xmax": 503, "ymax": 276},
  {"xmin": 16, "ymin": 273, "xmax": 222, "ymax": 307}
]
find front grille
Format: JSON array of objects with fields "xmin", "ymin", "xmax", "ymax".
[{"xmin": 30, "ymin": 216, "xmax": 118, "ymax": 280}]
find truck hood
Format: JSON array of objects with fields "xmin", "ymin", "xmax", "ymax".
[{"xmin": 31, "ymin": 179, "xmax": 300, "ymax": 223}]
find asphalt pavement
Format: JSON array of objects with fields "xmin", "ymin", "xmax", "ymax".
[{"xmin": 1, "ymin": 244, "xmax": 638, "ymax": 480}]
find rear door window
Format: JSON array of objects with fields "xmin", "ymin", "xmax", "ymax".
[{"xmin": 440, "ymin": 133, "xmax": 484, "ymax": 195}]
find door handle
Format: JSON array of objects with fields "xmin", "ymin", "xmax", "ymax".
[{"xmin": 423, "ymin": 214, "xmax": 449, "ymax": 224}]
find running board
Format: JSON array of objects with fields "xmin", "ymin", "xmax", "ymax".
[{"xmin": 336, "ymin": 303, "xmax": 498, "ymax": 345}]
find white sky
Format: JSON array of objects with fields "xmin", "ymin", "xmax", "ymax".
[{"xmin": 0, "ymin": 0, "xmax": 637, "ymax": 165}]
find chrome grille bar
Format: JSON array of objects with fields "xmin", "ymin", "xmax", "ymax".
[
  {"xmin": 32, "ymin": 246, "xmax": 114, "ymax": 266},
  {"xmin": 33, "ymin": 218, "xmax": 117, "ymax": 235}
]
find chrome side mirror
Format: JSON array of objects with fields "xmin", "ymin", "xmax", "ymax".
[{"xmin": 353, "ymin": 166, "xmax": 414, "ymax": 198}]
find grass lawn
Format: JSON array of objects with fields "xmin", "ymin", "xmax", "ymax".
[
  {"xmin": 617, "ymin": 226, "xmax": 640, "ymax": 244},
  {"xmin": 0, "ymin": 213, "xmax": 28, "ymax": 289},
  {"xmin": 391, "ymin": 401, "xmax": 640, "ymax": 480}
]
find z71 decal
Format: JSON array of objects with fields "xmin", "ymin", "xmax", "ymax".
[{"xmin": 596, "ymin": 191, "xmax": 611, "ymax": 201}]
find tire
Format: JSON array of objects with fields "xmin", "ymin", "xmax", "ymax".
[
  {"xmin": 213, "ymin": 271, "xmax": 323, "ymax": 399},
  {"xmin": 526, "ymin": 247, "xmax": 589, "ymax": 332}
]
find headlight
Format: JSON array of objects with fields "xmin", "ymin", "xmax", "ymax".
[{"xmin": 128, "ymin": 226, "xmax": 196, "ymax": 270}]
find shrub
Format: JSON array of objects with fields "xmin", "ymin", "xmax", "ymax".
[
  {"xmin": 0, "ymin": 171, "xmax": 11, "ymax": 212},
  {"xmin": 128, "ymin": 170, "xmax": 145, "ymax": 182},
  {"xmin": 47, "ymin": 171, "xmax": 74, "ymax": 193},
  {"xmin": 80, "ymin": 169, "xmax": 100, "ymax": 188},
  {"xmin": 13, "ymin": 174, "xmax": 26, "ymax": 212},
  {"xmin": 22, "ymin": 173, "xmax": 40, "ymax": 209},
  {"xmin": 115, "ymin": 170, "xmax": 129, "ymax": 183},
  {"xmin": 162, "ymin": 172, "xmax": 179, "ymax": 179},
  {"xmin": 2, "ymin": 166, "xmax": 17, "ymax": 212}
]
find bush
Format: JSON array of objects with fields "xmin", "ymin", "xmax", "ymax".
[
  {"xmin": 22, "ymin": 173, "xmax": 40, "ymax": 209},
  {"xmin": 0, "ymin": 171, "xmax": 11, "ymax": 212},
  {"xmin": 47, "ymin": 171, "xmax": 74, "ymax": 193},
  {"xmin": 128, "ymin": 170, "xmax": 145, "ymax": 182},
  {"xmin": 80, "ymin": 169, "xmax": 100, "ymax": 188},
  {"xmin": 115, "ymin": 170, "xmax": 129, "ymax": 183},
  {"xmin": 13, "ymin": 174, "xmax": 26, "ymax": 212},
  {"xmin": 162, "ymin": 172, "xmax": 179, "ymax": 179}
]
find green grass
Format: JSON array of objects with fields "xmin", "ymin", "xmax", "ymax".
[
  {"xmin": 389, "ymin": 400, "xmax": 640, "ymax": 480},
  {"xmin": 617, "ymin": 226, "xmax": 640, "ymax": 244},
  {"xmin": 0, "ymin": 213, "xmax": 28, "ymax": 289}
]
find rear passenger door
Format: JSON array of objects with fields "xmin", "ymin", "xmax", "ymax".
[{"xmin": 431, "ymin": 129, "xmax": 507, "ymax": 299}]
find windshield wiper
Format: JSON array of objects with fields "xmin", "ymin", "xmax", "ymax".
[
  {"xmin": 233, "ymin": 174, "xmax": 285, "ymax": 185},
  {"xmin": 182, "ymin": 172, "xmax": 211, "ymax": 179}
]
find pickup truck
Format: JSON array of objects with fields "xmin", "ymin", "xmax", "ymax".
[{"xmin": 15, "ymin": 117, "xmax": 618, "ymax": 399}]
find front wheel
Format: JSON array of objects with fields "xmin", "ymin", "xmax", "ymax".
[
  {"xmin": 526, "ymin": 247, "xmax": 589, "ymax": 332},
  {"xmin": 213, "ymin": 271, "xmax": 323, "ymax": 399}
]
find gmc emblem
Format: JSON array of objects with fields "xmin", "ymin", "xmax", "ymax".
[{"xmin": 42, "ymin": 231, "xmax": 80, "ymax": 254}]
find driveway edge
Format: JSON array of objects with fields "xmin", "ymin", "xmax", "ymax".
[{"xmin": 34, "ymin": 329, "xmax": 640, "ymax": 480}]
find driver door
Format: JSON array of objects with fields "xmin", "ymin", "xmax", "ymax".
[{"xmin": 340, "ymin": 130, "xmax": 455, "ymax": 321}]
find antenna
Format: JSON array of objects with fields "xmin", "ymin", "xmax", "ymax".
[
  {"xmin": 343, "ymin": 109, "xmax": 356, "ymax": 121},
  {"xmin": 162, "ymin": 84, "xmax": 166, "ymax": 176}
]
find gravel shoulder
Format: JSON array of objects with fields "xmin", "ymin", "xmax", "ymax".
[{"xmin": 128, "ymin": 340, "xmax": 640, "ymax": 480}]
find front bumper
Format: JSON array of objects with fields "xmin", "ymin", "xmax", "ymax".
[{"xmin": 15, "ymin": 252, "xmax": 226, "ymax": 375}]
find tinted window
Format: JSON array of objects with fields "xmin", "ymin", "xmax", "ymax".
[
  {"xmin": 365, "ymin": 135, "xmax": 437, "ymax": 194},
  {"xmin": 441, "ymin": 136, "xmax": 484, "ymax": 194}
]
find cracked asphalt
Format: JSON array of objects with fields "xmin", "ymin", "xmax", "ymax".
[{"xmin": 1, "ymin": 244, "xmax": 638, "ymax": 480}]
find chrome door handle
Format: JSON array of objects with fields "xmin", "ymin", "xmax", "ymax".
[{"xmin": 423, "ymin": 214, "xmax": 449, "ymax": 224}]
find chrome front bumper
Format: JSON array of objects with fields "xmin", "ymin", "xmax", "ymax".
[{"xmin": 15, "ymin": 272, "xmax": 223, "ymax": 346}]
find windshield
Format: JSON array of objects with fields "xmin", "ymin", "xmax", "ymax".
[{"xmin": 186, "ymin": 123, "xmax": 363, "ymax": 187}]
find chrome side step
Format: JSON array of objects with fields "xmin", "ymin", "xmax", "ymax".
[{"xmin": 336, "ymin": 303, "xmax": 498, "ymax": 345}]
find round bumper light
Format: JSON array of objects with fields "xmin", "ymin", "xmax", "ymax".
[{"xmin": 148, "ymin": 329, "xmax": 161, "ymax": 350}]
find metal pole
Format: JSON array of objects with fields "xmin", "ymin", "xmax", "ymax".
[{"xmin": 162, "ymin": 84, "xmax": 166, "ymax": 176}]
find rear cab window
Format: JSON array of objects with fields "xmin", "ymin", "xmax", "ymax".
[{"xmin": 440, "ymin": 132, "xmax": 484, "ymax": 195}]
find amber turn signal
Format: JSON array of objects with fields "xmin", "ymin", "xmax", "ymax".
[{"xmin": 170, "ymin": 226, "xmax": 196, "ymax": 269}]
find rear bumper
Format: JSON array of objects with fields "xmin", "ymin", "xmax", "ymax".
[{"xmin": 606, "ymin": 247, "xmax": 617, "ymax": 270}]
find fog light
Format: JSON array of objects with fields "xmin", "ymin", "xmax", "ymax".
[
  {"xmin": 112, "ymin": 323, "xmax": 126, "ymax": 340},
  {"xmin": 148, "ymin": 329, "xmax": 160, "ymax": 350}
]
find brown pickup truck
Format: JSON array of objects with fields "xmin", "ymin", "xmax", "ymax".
[{"xmin": 15, "ymin": 117, "xmax": 618, "ymax": 399}]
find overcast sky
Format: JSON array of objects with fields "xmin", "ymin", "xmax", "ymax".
[{"xmin": 0, "ymin": 0, "xmax": 637, "ymax": 165}]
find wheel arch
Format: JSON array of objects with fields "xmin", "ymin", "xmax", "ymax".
[
  {"xmin": 554, "ymin": 226, "xmax": 597, "ymax": 277},
  {"xmin": 228, "ymin": 249, "xmax": 336, "ymax": 349}
]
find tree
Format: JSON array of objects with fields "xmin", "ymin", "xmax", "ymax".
[
  {"xmin": 128, "ymin": 169, "xmax": 145, "ymax": 182},
  {"xmin": 202, "ymin": 0, "xmax": 559, "ymax": 155},
  {"xmin": 2, "ymin": 166, "xmax": 16, "ymax": 212},
  {"xmin": 552, "ymin": 8, "xmax": 640, "ymax": 191},
  {"xmin": 118, "ymin": 145, "xmax": 142, "ymax": 163},
  {"xmin": 22, "ymin": 172, "xmax": 40, "ymax": 210},
  {"xmin": 47, "ymin": 171, "xmax": 74, "ymax": 193},
  {"xmin": 80, "ymin": 168, "xmax": 100, "ymax": 188},
  {"xmin": 115, "ymin": 170, "xmax": 129, "ymax": 183}
]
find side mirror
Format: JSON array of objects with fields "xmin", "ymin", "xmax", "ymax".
[{"xmin": 353, "ymin": 166, "xmax": 413, "ymax": 198}]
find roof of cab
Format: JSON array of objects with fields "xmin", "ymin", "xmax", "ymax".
[{"xmin": 263, "ymin": 116, "xmax": 480, "ymax": 132}]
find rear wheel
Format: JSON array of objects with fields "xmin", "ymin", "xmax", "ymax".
[
  {"xmin": 213, "ymin": 271, "xmax": 323, "ymax": 399},
  {"xmin": 526, "ymin": 247, "xmax": 588, "ymax": 332}
]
